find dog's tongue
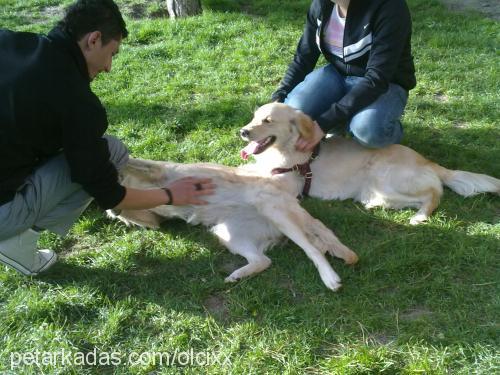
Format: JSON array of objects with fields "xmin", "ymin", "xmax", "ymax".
[{"xmin": 240, "ymin": 141, "xmax": 259, "ymax": 160}]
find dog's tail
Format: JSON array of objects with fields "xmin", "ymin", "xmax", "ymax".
[{"xmin": 431, "ymin": 164, "xmax": 500, "ymax": 197}]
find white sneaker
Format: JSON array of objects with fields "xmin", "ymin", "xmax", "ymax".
[
  {"xmin": 0, "ymin": 229, "xmax": 57, "ymax": 276},
  {"xmin": 33, "ymin": 249, "xmax": 58, "ymax": 275}
]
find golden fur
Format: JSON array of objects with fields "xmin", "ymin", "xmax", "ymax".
[
  {"xmin": 240, "ymin": 103, "xmax": 500, "ymax": 224},
  {"xmin": 110, "ymin": 102, "xmax": 498, "ymax": 291},
  {"xmin": 109, "ymin": 158, "xmax": 358, "ymax": 292}
]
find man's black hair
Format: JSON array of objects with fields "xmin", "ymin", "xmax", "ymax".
[{"xmin": 58, "ymin": 0, "xmax": 128, "ymax": 44}]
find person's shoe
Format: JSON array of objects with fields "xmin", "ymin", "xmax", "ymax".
[{"xmin": 0, "ymin": 229, "xmax": 57, "ymax": 276}]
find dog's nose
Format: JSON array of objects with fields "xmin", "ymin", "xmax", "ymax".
[{"xmin": 240, "ymin": 129, "xmax": 250, "ymax": 138}]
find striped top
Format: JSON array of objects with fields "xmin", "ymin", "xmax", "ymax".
[{"xmin": 323, "ymin": 5, "xmax": 345, "ymax": 58}]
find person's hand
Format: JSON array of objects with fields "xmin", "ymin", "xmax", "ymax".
[
  {"xmin": 164, "ymin": 177, "xmax": 216, "ymax": 205},
  {"xmin": 295, "ymin": 120, "xmax": 325, "ymax": 152}
]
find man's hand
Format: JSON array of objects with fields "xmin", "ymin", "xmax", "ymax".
[
  {"xmin": 295, "ymin": 120, "xmax": 325, "ymax": 152},
  {"xmin": 165, "ymin": 177, "xmax": 216, "ymax": 205}
]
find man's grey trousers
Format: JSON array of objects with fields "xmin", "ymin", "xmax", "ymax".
[{"xmin": 0, "ymin": 135, "xmax": 129, "ymax": 241}]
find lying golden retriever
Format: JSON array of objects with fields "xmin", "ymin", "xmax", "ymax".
[
  {"xmin": 109, "ymin": 158, "xmax": 358, "ymax": 291},
  {"xmin": 240, "ymin": 103, "xmax": 500, "ymax": 224}
]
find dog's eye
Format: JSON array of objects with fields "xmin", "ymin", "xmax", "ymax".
[{"xmin": 262, "ymin": 117, "xmax": 272, "ymax": 123}]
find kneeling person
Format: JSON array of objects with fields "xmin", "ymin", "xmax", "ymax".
[{"xmin": 0, "ymin": 0, "xmax": 214, "ymax": 275}]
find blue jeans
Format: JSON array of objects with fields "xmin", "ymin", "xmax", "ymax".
[
  {"xmin": 284, "ymin": 64, "xmax": 408, "ymax": 148},
  {"xmin": 0, "ymin": 135, "xmax": 129, "ymax": 241}
]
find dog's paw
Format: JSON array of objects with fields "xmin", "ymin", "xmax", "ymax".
[
  {"xmin": 409, "ymin": 213, "xmax": 428, "ymax": 225},
  {"xmin": 320, "ymin": 268, "xmax": 342, "ymax": 292},
  {"xmin": 341, "ymin": 249, "xmax": 359, "ymax": 265},
  {"xmin": 324, "ymin": 279, "xmax": 342, "ymax": 292},
  {"xmin": 327, "ymin": 246, "xmax": 359, "ymax": 265},
  {"xmin": 224, "ymin": 274, "xmax": 240, "ymax": 283}
]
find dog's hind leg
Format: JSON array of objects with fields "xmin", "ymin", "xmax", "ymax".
[
  {"xmin": 211, "ymin": 223, "xmax": 272, "ymax": 283},
  {"xmin": 107, "ymin": 209, "xmax": 163, "ymax": 229},
  {"xmin": 409, "ymin": 188, "xmax": 441, "ymax": 225},
  {"xmin": 224, "ymin": 245, "xmax": 272, "ymax": 283}
]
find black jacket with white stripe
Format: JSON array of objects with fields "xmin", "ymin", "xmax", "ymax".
[{"xmin": 271, "ymin": 0, "xmax": 416, "ymax": 133}]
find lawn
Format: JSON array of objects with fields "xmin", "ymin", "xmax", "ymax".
[{"xmin": 0, "ymin": 0, "xmax": 499, "ymax": 373}]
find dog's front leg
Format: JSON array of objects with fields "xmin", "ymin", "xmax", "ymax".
[
  {"xmin": 305, "ymin": 217, "xmax": 358, "ymax": 264},
  {"xmin": 256, "ymin": 197, "xmax": 342, "ymax": 291}
]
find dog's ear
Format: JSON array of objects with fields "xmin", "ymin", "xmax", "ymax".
[{"xmin": 292, "ymin": 111, "xmax": 315, "ymax": 140}]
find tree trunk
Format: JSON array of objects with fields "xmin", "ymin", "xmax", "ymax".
[{"xmin": 166, "ymin": 0, "xmax": 202, "ymax": 19}]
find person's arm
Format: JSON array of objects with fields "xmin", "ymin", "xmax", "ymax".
[
  {"xmin": 60, "ymin": 87, "xmax": 215, "ymax": 210},
  {"xmin": 114, "ymin": 177, "xmax": 215, "ymax": 210},
  {"xmin": 271, "ymin": 0, "xmax": 322, "ymax": 102},
  {"xmin": 61, "ymin": 93, "xmax": 128, "ymax": 209},
  {"xmin": 61, "ymin": 93, "xmax": 217, "ymax": 209}
]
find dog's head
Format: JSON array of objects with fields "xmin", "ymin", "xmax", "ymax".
[{"xmin": 239, "ymin": 103, "xmax": 315, "ymax": 160}]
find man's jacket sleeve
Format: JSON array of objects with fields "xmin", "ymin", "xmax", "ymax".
[{"xmin": 61, "ymin": 91, "xmax": 126, "ymax": 209}]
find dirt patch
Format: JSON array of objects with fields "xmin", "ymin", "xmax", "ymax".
[
  {"xmin": 433, "ymin": 92, "xmax": 449, "ymax": 103},
  {"xmin": 278, "ymin": 277, "xmax": 305, "ymax": 301},
  {"xmin": 440, "ymin": 0, "xmax": 500, "ymax": 20},
  {"xmin": 453, "ymin": 121, "xmax": 469, "ymax": 128},
  {"xmin": 121, "ymin": 1, "xmax": 170, "ymax": 19},
  {"xmin": 400, "ymin": 307, "xmax": 433, "ymax": 321},
  {"xmin": 203, "ymin": 294, "xmax": 230, "ymax": 320},
  {"xmin": 40, "ymin": 5, "xmax": 64, "ymax": 19},
  {"xmin": 368, "ymin": 332, "xmax": 395, "ymax": 345},
  {"xmin": 128, "ymin": 3, "xmax": 146, "ymax": 19}
]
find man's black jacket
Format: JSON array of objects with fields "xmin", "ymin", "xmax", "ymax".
[
  {"xmin": 0, "ymin": 27, "xmax": 125, "ymax": 208},
  {"xmin": 272, "ymin": 0, "xmax": 416, "ymax": 133}
]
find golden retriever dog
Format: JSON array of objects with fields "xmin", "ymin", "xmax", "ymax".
[
  {"xmin": 239, "ymin": 103, "xmax": 500, "ymax": 224},
  {"xmin": 109, "ymin": 158, "xmax": 358, "ymax": 291}
]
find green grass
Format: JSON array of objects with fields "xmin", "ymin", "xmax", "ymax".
[{"xmin": 1, "ymin": 0, "xmax": 499, "ymax": 373}]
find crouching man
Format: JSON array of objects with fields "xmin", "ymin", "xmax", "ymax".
[{"xmin": 0, "ymin": 0, "xmax": 214, "ymax": 275}]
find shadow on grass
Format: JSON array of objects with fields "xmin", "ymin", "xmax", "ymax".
[
  {"xmin": 203, "ymin": 0, "xmax": 309, "ymax": 19},
  {"xmin": 105, "ymin": 96, "xmax": 500, "ymax": 178},
  {"xmin": 106, "ymin": 96, "xmax": 258, "ymax": 137},
  {"xmin": 37, "ymin": 200, "xmax": 499, "ymax": 348},
  {"xmin": 403, "ymin": 124, "xmax": 499, "ymax": 176},
  {"xmin": 403, "ymin": 101, "xmax": 499, "ymax": 174}
]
